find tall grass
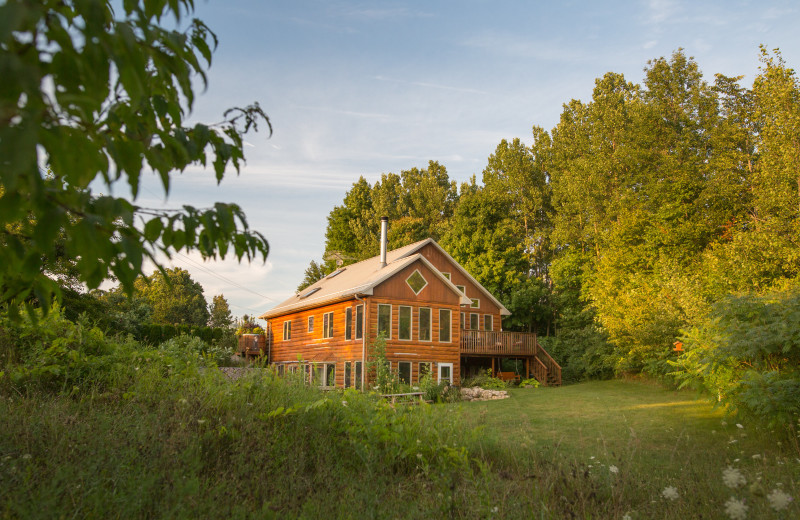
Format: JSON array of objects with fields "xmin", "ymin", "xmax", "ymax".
[{"xmin": 1, "ymin": 310, "xmax": 798, "ymax": 518}]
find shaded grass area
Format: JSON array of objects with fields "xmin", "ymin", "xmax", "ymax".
[
  {"xmin": 1, "ymin": 373, "xmax": 798, "ymax": 519},
  {"xmin": 455, "ymin": 379, "xmax": 800, "ymax": 518}
]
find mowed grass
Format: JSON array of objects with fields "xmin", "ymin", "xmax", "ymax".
[{"xmin": 452, "ymin": 379, "xmax": 800, "ymax": 519}]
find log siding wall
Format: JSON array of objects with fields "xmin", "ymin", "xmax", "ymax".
[{"xmin": 265, "ymin": 249, "xmax": 506, "ymax": 387}]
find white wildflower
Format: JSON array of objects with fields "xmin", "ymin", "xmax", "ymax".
[
  {"xmin": 622, "ymin": 515, "xmax": 632, "ymax": 520},
  {"xmin": 724, "ymin": 496, "xmax": 747, "ymax": 520},
  {"xmin": 609, "ymin": 465, "xmax": 619, "ymax": 474},
  {"xmin": 767, "ymin": 489, "xmax": 792, "ymax": 511},
  {"xmin": 722, "ymin": 466, "xmax": 746, "ymax": 489},
  {"xmin": 197, "ymin": 419, "xmax": 206, "ymax": 425},
  {"xmin": 736, "ymin": 423, "xmax": 744, "ymax": 429},
  {"xmin": 21, "ymin": 454, "xmax": 31, "ymax": 460},
  {"xmin": 751, "ymin": 454, "xmax": 761, "ymax": 460},
  {"xmin": 661, "ymin": 486, "xmax": 679, "ymax": 500},
  {"xmin": 416, "ymin": 453, "xmax": 422, "ymax": 459},
  {"xmin": 491, "ymin": 506, "xmax": 499, "ymax": 514}
]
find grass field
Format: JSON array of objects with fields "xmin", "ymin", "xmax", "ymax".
[
  {"xmin": 453, "ymin": 379, "xmax": 799, "ymax": 518},
  {"xmin": 1, "ymin": 372, "xmax": 797, "ymax": 519}
]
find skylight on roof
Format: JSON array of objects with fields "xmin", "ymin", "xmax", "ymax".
[
  {"xmin": 326, "ymin": 268, "xmax": 345, "ymax": 279},
  {"xmin": 301, "ymin": 287, "xmax": 321, "ymax": 299}
]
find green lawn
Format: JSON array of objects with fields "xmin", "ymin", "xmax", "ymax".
[{"xmin": 452, "ymin": 379, "xmax": 799, "ymax": 519}]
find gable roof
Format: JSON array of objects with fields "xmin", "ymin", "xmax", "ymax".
[
  {"xmin": 392, "ymin": 239, "xmax": 511, "ymax": 316},
  {"xmin": 259, "ymin": 239, "xmax": 510, "ymax": 319}
]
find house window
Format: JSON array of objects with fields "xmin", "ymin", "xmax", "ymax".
[
  {"xmin": 439, "ymin": 309, "xmax": 451, "ymax": 343},
  {"xmin": 277, "ymin": 364, "xmax": 285, "ymax": 376},
  {"xmin": 456, "ymin": 285, "xmax": 466, "ymax": 294},
  {"xmin": 309, "ymin": 363, "xmax": 322, "ymax": 385},
  {"xmin": 470, "ymin": 313, "xmax": 479, "ymax": 330},
  {"xmin": 460, "ymin": 312, "xmax": 465, "ymax": 329},
  {"xmin": 398, "ymin": 361, "xmax": 412, "ymax": 384},
  {"xmin": 470, "ymin": 298, "xmax": 480, "ymax": 309},
  {"xmin": 419, "ymin": 362, "xmax": 432, "ymax": 382},
  {"xmin": 345, "ymin": 307, "xmax": 353, "ymax": 340},
  {"xmin": 283, "ymin": 320, "xmax": 291, "ymax": 340},
  {"xmin": 484, "ymin": 315, "xmax": 493, "ymax": 331},
  {"xmin": 354, "ymin": 361, "xmax": 362, "ymax": 390},
  {"xmin": 307, "ymin": 316, "xmax": 314, "ymax": 333},
  {"xmin": 406, "ymin": 270, "xmax": 428, "ymax": 295},
  {"xmin": 441, "ymin": 272, "xmax": 451, "ymax": 281},
  {"xmin": 355, "ymin": 305, "xmax": 364, "ymax": 340},
  {"xmin": 399, "ymin": 306, "xmax": 412, "ymax": 340},
  {"xmin": 419, "ymin": 307, "xmax": 431, "ymax": 341},
  {"xmin": 377, "ymin": 304, "xmax": 392, "ymax": 338},
  {"xmin": 438, "ymin": 363, "xmax": 453, "ymax": 384},
  {"xmin": 325, "ymin": 363, "xmax": 336, "ymax": 388},
  {"xmin": 344, "ymin": 361, "xmax": 352, "ymax": 388},
  {"xmin": 323, "ymin": 311, "xmax": 334, "ymax": 339}
]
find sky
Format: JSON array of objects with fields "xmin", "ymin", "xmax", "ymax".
[{"xmin": 120, "ymin": 0, "xmax": 800, "ymax": 322}]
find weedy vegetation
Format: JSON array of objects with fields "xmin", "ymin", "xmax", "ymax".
[{"xmin": 1, "ymin": 309, "xmax": 798, "ymax": 519}]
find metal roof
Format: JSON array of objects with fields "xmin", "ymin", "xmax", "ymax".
[{"xmin": 259, "ymin": 239, "xmax": 510, "ymax": 319}]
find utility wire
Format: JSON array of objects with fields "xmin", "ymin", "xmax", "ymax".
[{"xmin": 172, "ymin": 250, "xmax": 274, "ymax": 302}]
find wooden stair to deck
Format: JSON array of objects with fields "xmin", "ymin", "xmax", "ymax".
[{"xmin": 460, "ymin": 330, "xmax": 561, "ymax": 386}]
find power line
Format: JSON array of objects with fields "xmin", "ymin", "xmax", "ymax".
[{"xmin": 172, "ymin": 251, "xmax": 274, "ymax": 302}]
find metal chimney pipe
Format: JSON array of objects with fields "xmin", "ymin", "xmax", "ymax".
[{"xmin": 380, "ymin": 216, "xmax": 388, "ymax": 268}]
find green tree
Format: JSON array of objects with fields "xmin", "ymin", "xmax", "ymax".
[
  {"xmin": 296, "ymin": 260, "xmax": 334, "ymax": 292},
  {"xmin": 0, "ymin": 0, "xmax": 270, "ymax": 317},
  {"xmin": 208, "ymin": 294, "xmax": 233, "ymax": 328},
  {"xmin": 320, "ymin": 162, "xmax": 459, "ymax": 263},
  {"xmin": 135, "ymin": 268, "xmax": 209, "ymax": 327}
]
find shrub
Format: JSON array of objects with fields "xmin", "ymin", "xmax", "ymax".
[
  {"xmin": 0, "ymin": 306, "xmax": 143, "ymax": 393},
  {"xmin": 462, "ymin": 369, "xmax": 507, "ymax": 390},
  {"xmin": 159, "ymin": 333, "xmax": 233, "ymax": 367},
  {"xmin": 672, "ymin": 285, "xmax": 800, "ymax": 428}
]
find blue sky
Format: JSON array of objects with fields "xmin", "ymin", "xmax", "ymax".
[{"xmin": 125, "ymin": 0, "xmax": 800, "ymax": 321}]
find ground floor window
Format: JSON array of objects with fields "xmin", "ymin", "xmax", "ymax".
[
  {"xmin": 419, "ymin": 361, "xmax": 432, "ymax": 382},
  {"xmin": 309, "ymin": 363, "xmax": 335, "ymax": 387},
  {"xmin": 325, "ymin": 363, "xmax": 336, "ymax": 388},
  {"xmin": 438, "ymin": 363, "xmax": 453, "ymax": 384},
  {"xmin": 484, "ymin": 314, "xmax": 493, "ymax": 331},
  {"xmin": 354, "ymin": 361, "xmax": 363, "ymax": 390},
  {"xmin": 398, "ymin": 361, "xmax": 412, "ymax": 384},
  {"xmin": 344, "ymin": 361, "xmax": 352, "ymax": 388}
]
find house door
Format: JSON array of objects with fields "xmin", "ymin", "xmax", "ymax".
[{"xmin": 438, "ymin": 363, "xmax": 453, "ymax": 385}]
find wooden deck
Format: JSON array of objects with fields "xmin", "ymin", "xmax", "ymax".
[{"xmin": 460, "ymin": 330, "xmax": 562, "ymax": 386}]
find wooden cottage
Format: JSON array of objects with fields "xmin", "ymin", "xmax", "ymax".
[{"xmin": 259, "ymin": 218, "xmax": 560, "ymax": 388}]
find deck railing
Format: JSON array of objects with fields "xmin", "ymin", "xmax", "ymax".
[
  {"xmin": 460, "ymin": 330, "xmax": 562, "ymax": 386},
  {"xmin": 460, "ymin": 330, "xmax": 539, "ymax": 356}
]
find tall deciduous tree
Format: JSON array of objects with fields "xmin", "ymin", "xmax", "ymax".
[
  {"xmin": 0, "ymin": 0, "xmax": 270, "ymax": 318},
  {"xmin": 135, "ymin": 268, "xmax": 209, "ymax": 327},
  {"xmin": 208, "ymin": 294, "xmax": 233, "ymax": 328}
]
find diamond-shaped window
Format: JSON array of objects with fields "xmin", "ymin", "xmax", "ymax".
[{"xmin": 406, "ymin": 270, "xmax": 428, "ymax": 295}]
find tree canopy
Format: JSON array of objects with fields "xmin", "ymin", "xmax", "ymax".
[
  {"xmin": 307, "ymin": 47, "xmax": 800, "ymax": 398},
  {"xmin": 0, "ymin": 0, "xmax": 270, "ymax": 318}
]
